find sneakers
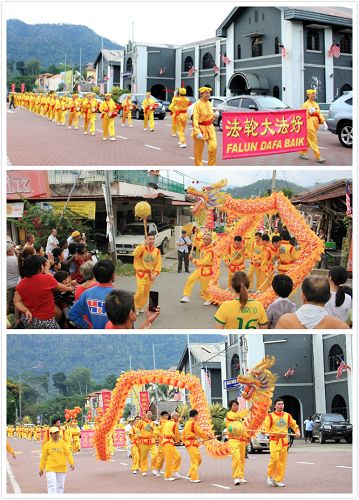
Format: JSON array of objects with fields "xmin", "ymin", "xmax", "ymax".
[
  {"xmin": 180, "ymin": 296, "xmax": 190, "ymax": 303},
  {"xmin": 75, "ymin": 126, "xmax": 79, "ymax": 130},
  {"xmin": 173, "ymin": 472, "xmax": 181, "ymax": 478},
  {"xmin": 299, "ymin": 154, "xmax": 308, "ymax": 160},
  {"xmin": 129, "ymin": 125, "xmax": 133, "ymax": 127},
  {"xmin": 177, "ymin": 142, "xmax": 182, "ymax": 146},
  {"xmin": 267, "ymin": 477, "xmax": 274, "ymax": 486},
  {"xmin": 179, "ymin": 144, "xmax": 187, "ymax": 148},
  {"xmin": 239, "ymin": 478, "xmax": 248, "ymax": 484},
  {"xmin": 203, "ymin": 300, "xmax": 212, "ymax": 306},
  {"xmin": 68, "ymin": 126, "xmax": 72, "ymax": 129},
  {"xmin": 122, "ymin": 123, "xmax": 125, "ymax": 126},
  {"xmin": 144, "ymin": 128, "xmax": 147, "ymax": 131},
  {"xmin": 165, "ymin": 477, "xmax": 176, "ymax": 481},
  {"xmin": 103, "ymin": 137, "xmax": 107, "ymax": 141},
  {"xmin": 274, "ymin": 481, "xmax": 285, "ymax": 487},
  {"xmin": 190, "ymin": 479, "xmax": 201, "ymax": 483},
  {"xmin": 317, "ymin": 158, "xmax": 326, "ymax": 163},
  {"xmin": 150, "ymin": 129, "xmax": 154, "ymax": 132},
  {"xmin": 132, "ymin": 470, "xmax": 137, "ymax": 474},
  {"xmin": 142, "ymin": 472, "xmax": 147, "ymax": 476},
  {"xmin": 84, "ymin": 132, "xmax": 87, "ymax": 135},
  {"xmin": 172, "ymin": 133, "xmax": 177, "ymax": 137},
  {"xmin": 138, "ymin": 308, "xmax": 144, "ymax": 314},
  {"xmin": 110, "ymin": 137, "xmax": 117, "ymax": 141},
  {"xmin": 234, "ymin": 478, "xmax": 241, "ymax": 485},
  {"xmin": 152, "ymin": 470, "xmax": 158, "ymax": 476},
  {"xmin": 91, "ymin": 132, "xmax": 95, "ymax": 136}
]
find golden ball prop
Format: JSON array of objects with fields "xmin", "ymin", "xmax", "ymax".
[{"xmin": 135, "ymin": 201, "xmax": 151, "ymax": 220}]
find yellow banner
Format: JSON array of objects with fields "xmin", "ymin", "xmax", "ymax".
[{"xmin": 49, "ymin": 201, "xmax": 96, "ymax": 219}]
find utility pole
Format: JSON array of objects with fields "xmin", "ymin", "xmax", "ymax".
[
  {"xmin": 103, "ymin": 171, "xmax": 117, "ymax": 266},
  {"xmin": 79, "ymin": 47, "xmax": 82, "ymax": 85},
  {"xmin": 58, "ymin": 171, "xmax": 82, "ymax": 226},
  {"xmin": 64, "ymin": 54, "xmax": 67, "ymax": 91},
  {"xmin": 152, "ymin": 344, "xmax": 159, "ymax": 420},
  {"xmin": 187, "ymin": 334, "xmax": 192, "ymax": 374},
  {"xmin": 271, "ymin": 170, "xmax": 277, "ymax": 192}
]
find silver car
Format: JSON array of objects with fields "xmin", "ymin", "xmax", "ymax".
[
  {"xmin": 326, "ymin": 91, "xmax": 353, "ymax": 148},
  {"xmin": 215, "ymin": 95, "xmax": 290, "ymax": 131}
]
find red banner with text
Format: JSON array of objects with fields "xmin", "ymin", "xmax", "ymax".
[
  {"xmin": 81, "ymin": 430, "xmax": 95, "ymax": 448},
  {"xmin": 20, "ymin": 83, "xmax": 25, "ymax": 93},
  {"xmin": 222, "ymin": 109, "xmax": 307, "ymax": 159},
  {"xmin": 139, "ymin": 391, "xmax": 150, "ymax": 418},
  {"xmin": 101, "ymin": 391, "xmax": 112, "ymax": 412}
]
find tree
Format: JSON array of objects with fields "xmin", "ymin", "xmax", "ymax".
[
  {"xmin": 111, "ymin": 86, "xmax": 122, "ymax": 103},
  {"xmin": 16, "ymin": 60, "xmax": 25, "ymax": 75},
  {"xmin": 26, "ymin": 58, "xmax": 41, "ymax": 76},
  {"xmin": 66, "ymin": 367, "xmax": 94, "ymax": 396},
  {"xmin": 282, "ymin": 188, "xmax": 293, "ymax": 199},
  {"xmin": 209, "ymin": 403, "xmax": 227, "ymax": 437},
  {"xmin": 103, "ymin": 374, "xmax": 118, "ymax": 390},
  {"xmin": 53, "ymin": 372, "xmax": 68, "ymax": 396},
  {"xmin": 174, "ymin": 403, "xmax": 190, "ymax": 423},
  {"xmin": 7, "ymin": 379, "xmax": 20, "ymax": 424}
]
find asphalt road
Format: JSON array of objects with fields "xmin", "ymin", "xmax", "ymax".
[
  {"xmin": 7, "ymin": 107, "xmax": 352, "ymax": 166},
  {"xmin": 6, "ymin": 437, "xmax": 352, "ymax": 494}
]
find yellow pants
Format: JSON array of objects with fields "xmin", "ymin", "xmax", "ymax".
[
  {"xmin": 71, "ymin": 439, "xmax": 80, "ymax": 453},
  {"xmin": 186, "ymin": 446, "xmax": 202, "ymax": 481},
  {"xmin": 248, "ymin": 265, "xmax": 264, "ymax": 290},
  {"xmin": 68, "ymin": 112, "xmax": 80, "ymax": 128},
  {"xmin": 227, "ymin": 268, "xmax": 245, "ymax": 289},
  {"xmin": 176, "ymin": 115, "xmax": 187, "ymax": 144},
  {"xmin": 300, "ymin": 127, "xmax": 321, "ymax": 159},
  {"xmin": 40, "ymin": 106, "xmax": 46, "ymax": 117},
  {"xmin": 171, "ymin": 114, "xmax": 177, "ymax": 135},
  {"xmin": 183, "ymin": 269, "xmax": 211, "ymax": 302},
  {"xmin": 132, "ymin": 445, "xmax": 140, "ymax": 471},
  {"xmin": 228, "ymin": 439, "xmax": 246, "ymax": 479},
  {"xmin": 122, "ymin": 111, "xmax": 132, "ymax": 126},
  {"xmin": 139, "ymin": 444, "xmax": 157, "ymax": 472},
  {"xmin": 102, "ymin": 116, "xmax": 115, "ymax": 138},
  {"xmin": 144, "ymin": 111, "xmax": 154, "ymax": 130},
  {"xmin": 134, "ymin": 275, "xmax": 152, "ymax": 310},
  {"xmin": 193, "ymin": 134, "xmax": 217, "ymax": 166},
  {"xmin": 267, "ymin": 440, "xmax": 288, "ymax": 482},
  {"xmin": 162, "ymin": 443, "xmax": 181, "ymax": 478},
  {"xmin": 155, "ymin": 444, "xmax": 165, "ymax": 471},
  {"xmin": 51, "ymin": 108, "xmax": 56, "ymax": 121},
  {"xmin": 260, "ymin": 271, "xmax": 274, "ymax": 292}
]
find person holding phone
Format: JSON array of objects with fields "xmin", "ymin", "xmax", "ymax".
[{"xmin": 176, "ymin": 229, "xmax": 192, "ymax": 273}]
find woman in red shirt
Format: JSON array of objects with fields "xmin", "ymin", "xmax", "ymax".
[{"xmin": 14, "ymin": 255, "xmax": 75, "ymax": 329}]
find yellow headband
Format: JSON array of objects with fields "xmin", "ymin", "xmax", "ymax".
[
  {"xmin": 306, "ymin": 89, "xmax": 316, "ymax": 95},
  {"xmin": 199, "ymin": 86, "xmax": 212, "ymax": 94}
]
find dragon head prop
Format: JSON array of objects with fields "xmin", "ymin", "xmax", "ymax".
[
  {"xmin": 237, "ymin": 356, "xmax": 277, "ymax": 401},
  {"xmin": 187, "ymin": 179, "xmax": 228, "ymax": 226}
]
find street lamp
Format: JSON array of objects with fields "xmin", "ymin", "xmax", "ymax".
[{"xmin": 17, "ymin": 367, "xmax": 37, "ymax": 422}]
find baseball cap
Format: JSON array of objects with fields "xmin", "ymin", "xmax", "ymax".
[
  {"xmin": 71, "ymin": 231, "xmax": 81, "ymax": 238},
  {"xmin": 50, "ymin": 427, "xmax": 60, "ymax": 434}
]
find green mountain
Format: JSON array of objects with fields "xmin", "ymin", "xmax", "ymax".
[
  {"xmin": 225, "ymin": 179, "xmax": 305, "ymax": 199},
  {"xmin": 7, "ymin": 334, "xmax": 223, "ymax": 382},
  {"xmin": 7, "ymin": 19, "xmax": 123, "ymax": 70}
]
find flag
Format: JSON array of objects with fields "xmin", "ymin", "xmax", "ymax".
[
  {"xmin": 328, "ymin": 43, "xmax": 340, "ymax": 58},
  {"xmin": 345, "ymin": 180, "xmax": 352, "ymax": 217},
  {"xmin": 204, "ymin": 369, "xmax": 211, "ymax": 387},
  {"xmin": 159, "ymin": 66, "xmax": 166, "ymax": 75},
  {"xmin": 284, "ymin": 364, "xmax": 297, "ymax": 378},
  {"xmin": 336, "ymin": 359, "xmax": 351, "ymax": 379},
  {"xmin": 221, "ymin": 54, "xmax": 230, "ymax": 65},
  {"xmin": 280, "ymin": 45, "xmax": 287, "ymax": 57},
  {"xmin": 213, "ymin": 64, "xmax": 220, "ymax": 75},
  {"xmin": 188, "ymin": 66, "xmax": 197, "ymax": 77}
]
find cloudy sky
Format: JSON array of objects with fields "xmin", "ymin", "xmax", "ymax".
[{"xmin": 4, "ymin": 1, "xmax": 237, "ymax": 46}]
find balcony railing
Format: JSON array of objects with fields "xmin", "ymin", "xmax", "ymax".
[{"xmin": 48, "ymin": 170, "xmax": 185, "ymax": 194}]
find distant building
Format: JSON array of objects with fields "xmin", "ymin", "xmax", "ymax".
[{"xmin": 35, "ymin": 73, "xmax": 54, "ymax": 92}]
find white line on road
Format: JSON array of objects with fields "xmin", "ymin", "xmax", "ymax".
[
  {"xmin": 176, "ymin": 474, "xmax": 190, "ymax": 480},
  {"xmin": 189, "ymin": 156, "xmax": 208, "ymax": 164},
  {"xmin": 319, "ymin": 147, "xmax": 328, "ymax": 150},
  {"xmin": 116, "ymin": 135, "xmax": 128, "ymax": 140},
  {"xmin": 7, "ymin": 460, "xmax": 22, "ymax": 494},
  {"xmin": 296, "ymin": 461, "xmax": 315, "ymax": 465},
  {"xmin": 120, "ymin": 462, "xmax": 129, "ymax": 465},
  {"xmin": 212, "ymin": 484, "xmax": 232, "ymax": 490},
  {"xmin": 145, "ymin": 144, "xmax": 162, "ymax": 150},
  {"xmin": 336, "ymin": 466, "xmax": 352, "ymax": 469}
]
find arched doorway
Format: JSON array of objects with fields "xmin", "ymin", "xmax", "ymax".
[
  {"xmin": 279, "ymin": 395, "xmax": 301, "ymax": 431},
  {"xmin": 229, "ymin": 74, "xmax": 250, "ymax": 95},
  {"xmin": 184, "ymin": 56, "xmax": 194, "ymax": 72},
  {"xmin": 186, "ymin": 85, "xmax": 194, "ymax": 97},
  {"xmin": 151, "ymin": 83, "xmax": 166, "ymax": 100},
  {"xmin": 340, "ymin": 83, "xmax": 352, "ymax": 95},
  {"xmin": 331, "ymin": 394, "xmax": 348, "ymax": 419},
  {"xmin": 273, "ymin": 85, "xmax": 280, "ymax": 98}
]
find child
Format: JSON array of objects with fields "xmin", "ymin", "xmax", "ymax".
[
  {"xmin": 54, "ymin": 270, "xmax": 75, "ymax": 321},
  {"xmin": 266, "ymin": 274, "xmax": 296, "ymax": 328}
]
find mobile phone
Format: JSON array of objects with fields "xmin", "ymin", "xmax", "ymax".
[{"xmin": 149, "ymin": 291, "xmax": 159, "ymax": 311}]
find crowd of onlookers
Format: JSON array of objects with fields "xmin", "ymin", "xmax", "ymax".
[{"xmin": 7, "ymin": 229, "xmax": 352, "ymax": 330}]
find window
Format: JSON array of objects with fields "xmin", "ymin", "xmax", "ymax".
[
  {"xmin": 307, "ymin": 30, "xmax": 320, "ymax": 51},
  {"xmin": 202, "ymin": 52, "xmax": 214, "ymax": 69},
  {"xmin": 241, "ymin": 98, "xmax": 256, "ymax": 109},
  {"xmin": 126, "ymin": 58, "xmax": 132, "ymax": 72},
  {"xmin": 328, "ymin": 344, "xmax": 344, "ymax": 372},
  {"xmin": 273, "ymin": 85, "xmax": 280, "ymax": 98},
  {"xmin": 340, "ymin": 34, "xmax": 351, "ymax": 54},
  {"xmin": 237, "ymin": 44, "xmax": 241, "ymax": 59},
  {"xmin": 249, "ymin": 16, "xmax": 251, "ymax": 24},
  {"xmin": 227, "ymin": 98, "xmax": 242, "ymax": 108},
  {"xmin": 274, "ymin": 37, "xmax": 280, "ymax": 54},
  {"xmin": 254, "ymin": 10, "xmax": 258, "ymax": 23},
  {"xmin": 252, "ymin": 37, "xmax": 263, "ymax": 57},
  {"xmin": 231, "ymin": 354, "xmax": 240, "ymax": 377},
  {"xmin": 331, "ymin": 395, "xmax": 347, "ymax": 420},
  {"xmin": 184, "ymin": 56, "xmax": 194, "ymax": 72},
  {"xmin": 262, "ymin": 13, "xmax": 265, "ymax": 21}
]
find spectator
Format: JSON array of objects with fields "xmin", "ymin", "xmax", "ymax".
[
  {"xmin": 266, "ymin": 275, "xmax": 296, "ymax": 328},
  {"xmin": 214, "ymin": 271, "xmax": 268, "ymax": 329},
  {"xmin": 54, "ymin": 270, "xmax": 75, "ymax": 324},
  {"xmin": 52, "ymin": 247, "xmax": 65, "ymax": 262},
  {"xmin": 105, "ymin": 290, "xmax": 160, "ymax": 329},
  {"xmin": 68, "ymin": 260, "xmax": 115, "ymax": 329},
  {"xmin": 70, "ymin": 243, "xmax": 91, "ymax": 283},
  {"xmin": 46, "ymin": 228, "xmax": 59, "ymax": 254},
  {"xmin": 67, "ymin": 230, "xmax": 82, "ymax": 246},
  {"xmin": 61, "ymin": 243, "xmax": 77, "ymax": 273},
  {"xmin": 318, "ymin": 228, "xmax": 326, "ymax": 241},
  {"xmin": 275, "ymin": 276, "xmax": 350, "ymax": 329},
  {"xmin": 24, "ymin": 234, "xmax": 35, "ymax": 248},
  {"xmin": 49, "ymin": 257, "xmax": 62, "ymax": 275},
  {"xmin": 14, "ymin": 255, "xmax": 74, "ymax": 329},
  {"xmin": 7, "ymin": 242, "xmax": 20, "ymax": 314},
  {"xmin": 58, "ymin": 239, "xmax": 69, "ymax": 259},
  {"xmin": 176, "ymin": 230, "xmax": 192, "ymax": 273},
  {"xmin": 74, "ymin": 261, "xmax": 97, "ymax": 301},
  {"xmin": 325, "ymin": 266, "xmax": 352, "ymax": 325},
  {"xmin": 18, "ymin": 247, "xmax": 36, "ymax": 278},
  {"xmin": 303, "ymin": 416, "xmax": 314, "ymax": 444},
  {"xmin": 34, "ymin": 243, "xmax": 45, "ymax": 256}
]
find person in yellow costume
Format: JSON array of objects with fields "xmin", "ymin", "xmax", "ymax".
[
  {"xmin": 263, "ymin": 398, "xmax": 300, "ymax": 487},
  {"xmin": 277, "ymin": 230, "xmax": 299, "ymax": 273},
  {"xmin": 142, "ymin": 92, "xmax": 157, "ymax": 131},
  {"xmin": 161, "ymin": 412, "xmax": 181, "ymax": 480},
  {"xmin": 67, "ymin": 93, "xmax": 82, "ymax": 129},
  {"xmin": 39, "ymin": 426, "xmax": 75, "ymax": 494},
  {"xmin": 223, "ymin": 236, "xmax": 246, "ymax": 289},
  {"xmin": 248, "ymin": 232, "xmax": 264, "ymax": 290},
  {"xmin": 192, "ymin": 87, "xmax": 217, "ymax": 166},
  {"xmin": 133, "ymin": 233, "xmax": 162, "ymax": 313},
  {"xmin": 99, "ymin": 93, "xmax": 118, "ymax": 141},
  {"xmin": 49, "ymin": 93, "xmax": 57, "ymax": 121},
  {"xmin": 168, "ymin": 89, "xmax": 179, "ymax": 137},
  {"xmin": 180, "ymin": 232, "xmax": 215, "ymax": 305},
  {"xmin": 121, "ymin": 94, "xmax": 134, "ymax": 127},
  {"xmin": 299, "ymin": 89, "xmax": 326, "ymax": 163},
  {"xmin": 129, "ymin": 416, "xmax": 142, "ymax": 474},
  {"xmin": 29, "ymin": 93, "xmax": 36, "ymax": 112},
  {"xmin": 40, "ymin": 93, "xmax": 47, "ymax": 117},
  {"xmin": 171, "ymin": 87, "xmax": 190, "ymax": 148},
  {"xmin": 153, "ymin": 411, "xmax": 170, "ymax": 476},
  {"xmin": 82, "ymin": 93, "xmax": 98, "ymax": 135},
  {"xmin": 55, "ymin": 96, "xmax": 67, "ymax": 126},
  {"xmin": 260, "ymin": 235, "xmax": 281, "ymax": 292},
  {"xmin": 181, "ymin": 409, "xmax": 210, "ymax": 482},
  {"xmin": 192, "ymin": 227, "xmax": 204, "ymax": 257},
  {"xmin": 225, "ymin": 399, "xmax": 250, "ymax": 485},
  {"xmin": 69, "ymin": 421, "xmax": 81, "ymax": 454},
  {"xmin": 35, "ymin": 94, "xmax": 42, "ymax": 115},
  {"xmin": 45, "ymin": 94, "xmax": 52, "ymax": 119},
  {"xmin": 7, "ymin": 441, "xmax": 16, "ymax": 459},
  {"xmin": 138, "ymin": 410, "xmax": 158, "ymax": 475},
  {"xmin": 215, "ymin": 271, "xmax": 268, "ymax": 329},
  {"xmin": 42, "ymin": 418, "xmax": 70, "ymax": 447}
]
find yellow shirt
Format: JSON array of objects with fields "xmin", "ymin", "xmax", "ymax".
[
  {"xmin": 302, "ymin": 100, "xmax": 325, "ymax": 131},
  {"xmin": 277, "ymin": 240, "xmax": 299, "ymax": 272},
  {"xmin": 214, "ymin": 298, "xmax": 268, "ymax": 329},
  {"xmin": 223, "ymin": 242, "xmax": 246, "ymax": 271},
  {"xmin": 39, "ymin": 439, "xmax": 74, "ymax": 473},
  {"xmin": 263, "ymin": 411, "xmax": 299, "ymax": 445},
  {"xmin": 192, "ymin": 99, "xmax": 215, "ymax": 139},
  {"xmin": 133, "ymin": 245, "xmax": 162, "ymax": 277},
  {"xmin": 193, "ymin": 242, "xmax": 215, "ymax": 276},
  {"xmin": 161, "ymin": 420, "xmax": 180, "ymax": 444},
  {"xmin": 182, "ymin": 418, "xmax": 207, "ymax": 447},
  {"xmin": 142, "ymin": 97, "xmax": 156, "ymax": 113}
]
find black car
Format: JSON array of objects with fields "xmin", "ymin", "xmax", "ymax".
[
  {"xmin": 118, "ymin": 93, "xmax": 166, "ymax": 120},
  {"xmin": 312, "ymin": 413, "xmax": 352, "ymax": 444}
]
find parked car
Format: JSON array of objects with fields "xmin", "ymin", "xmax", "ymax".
[
  {"xmin": 157, "ymin": 99, "xmax": 171, "ymax": 112},
  {"xmin": 317, "ymin": 102, "xmax": 330, "ymax": 120},
  {"xmin": 312, "ymin": 413, "xmax": 352, "ymax": 444},
  {"xmin": 115, "ymin": 221, "xmax": 171, "ymax": 258},
  {"xmin": 118, "ymin": 93, "xmax": 166, "ymax": 120},
  {"xmin": 215, "ymin": 95, "xmax": 290, "ymax": 131},
  {"xmin": 326, "ymin": 91, "xmax": 353, "ymax": 148},
  {"xmin": 246, "ymin": 432, "xmax": 270, "ymax": 453},
  {"xmin": 188, "ymin": 96, "xmax": 226, "ymax": 121}
]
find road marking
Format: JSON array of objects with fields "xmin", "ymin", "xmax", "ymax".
[
  {"xmin": 110, "ymin": 459, "xmax": 116, "ymax": 462},
  {"xmin": 116, "ymin": 135, "xmax": 128, "ymax": 140},
  {"xmin": 212, "ymin": 484, "xmax": 232, "ymax": 490},
  {"xmin": 319, "ymin": 146, "xmax": 328, "ymax": 150},
  {"xmin": 120, "ymin": 462, "xmax": 129, "ymax": 465},
  {"xmin": 176, "ymin": 474, "xmax": 190, "ymax": 480},
  {"xmin": 296, "ymin": 461, "xmax": 315, "ymax": 465},
  {"xmin": 189, "ymin": 156, "xmax": 208, "ymax": 164},
  {"xmin": 7, "ymin": 461, "xmax": 22, "ymax": 494},
  {"xmin": 145, "ymin": 144, "xmax": 162, "ymax": 150},
  {"xmin": 336, "ymin": 466, "xmax": 352, "ymax": 469}
]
